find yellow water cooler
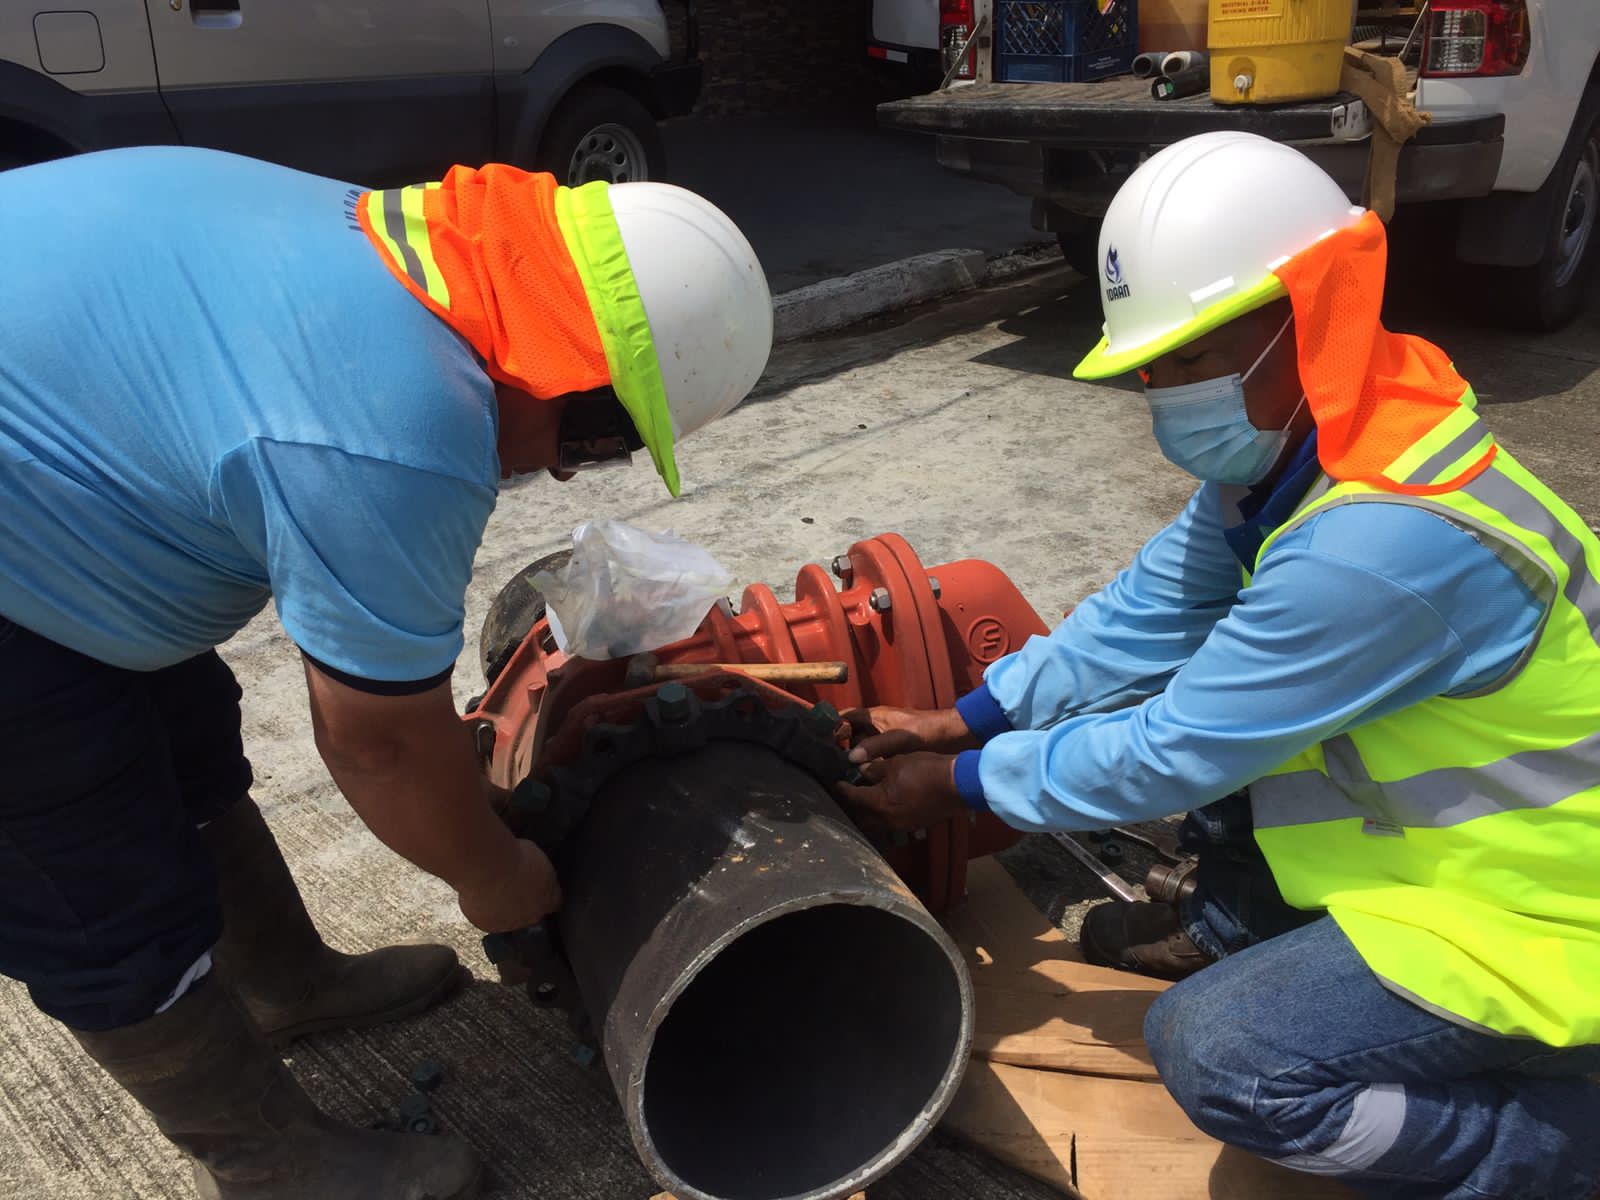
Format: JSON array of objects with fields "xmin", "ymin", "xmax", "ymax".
[{"xmin": 1208, "ymin": 0, "xmax": 1354, "ymax": 105}]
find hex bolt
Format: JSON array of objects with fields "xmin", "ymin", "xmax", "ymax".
[
  {"xmin": 868, "ymin": 588, "xmax": 893, "ymax": 613},
  {"xmin": 804, "ymin": 701, "xmax": 841, "ymax": 734},
  {"xmin": 1099, "ymin": 839, "xmax": 1126, "ymax": 866},
  {"xmin": 928, "ymin": 577, "xmax": 942, "ymax": 599},
  {"xmin": 398, "ymin": 1094, "xmax": 432, "ymax": 1123},
  {"xmin": 656, "ymin": 681, "xmax": 692, "ymax": 724},
  {"xmin": 572, "ymin": 1042, "xmax": 599, "ymax": 1068},
  {"xmin": 411, "ymin": 1060, "xmax": 445, "ymax": 1094},
  {"xmin": 831, "ymin": 555, "xmax": 853, "ymax": 579}
]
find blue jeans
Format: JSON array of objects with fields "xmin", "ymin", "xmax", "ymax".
[
  {"xmin": 1148, "ymin": 797, "xmax": 1600, "ymax": 1199},
  {"xmin": 0, "ymin": 617, "xmax": 250, "ymax": 1031}
]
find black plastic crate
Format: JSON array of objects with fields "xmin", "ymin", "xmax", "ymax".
[{"xmin": 996, "ymin": 0, "xmax": 1140, "ymax": 83}]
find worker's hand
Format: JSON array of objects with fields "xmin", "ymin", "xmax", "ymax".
[
  {"xmin": 841, "ymin": 705, "xmax": 979, "ymax": 764},
  {"xmin": 837, "ymin": 751, "xmax": 966, "ymax": 833},
  {"xmin": 456, "ymin": 838, "xmax": 563, "ymax": 935}
]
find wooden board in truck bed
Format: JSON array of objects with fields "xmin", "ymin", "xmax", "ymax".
[{"xmin": 878, "ymin": 76, "xmax": 1373, "ymax": 146}]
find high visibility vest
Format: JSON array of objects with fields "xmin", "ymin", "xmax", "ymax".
[{"xmin": 1246, "ymin": 395, "xmax": 1600, "ymax": 1047}]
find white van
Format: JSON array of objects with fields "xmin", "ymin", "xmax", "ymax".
[{"xmin": 868, "ymin": 0, "xmax": 940, "ymax": 81}]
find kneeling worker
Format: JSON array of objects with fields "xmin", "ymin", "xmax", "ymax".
[{"xmin": 841, "ymin": 131, "xmax": 1600, "ymax": 1198}]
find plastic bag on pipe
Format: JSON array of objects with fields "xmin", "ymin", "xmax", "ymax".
[{"xmin": 531, "ymin": 520, "xmax": 734, "ymax": 660}]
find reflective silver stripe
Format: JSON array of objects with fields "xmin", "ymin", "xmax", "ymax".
[
  {"xmin": 380, "ymin": 188, "xmax": 431, "ymax": 295},
  {"xmin": 1253, "ymin": 726, "xmax": 1600, "ymax": 831},
  {"xmin": 1375, "ymin": 976, "xmax": 1506, "ymax": 1037},
  {"xmin": 1295, "ymin": 471, "xmax": 1338, "ymax": 512},
  {"xmin": 1402, "ymin": 416, "xmax": 1492, "ymax": 486},
  {"xmin": 1463, "ymin": 468, "xmax": 1600, "ymax": 645},
  {"xmin": 1276, "ymin": 1083, "xmax": 1407, "ymax": 1176},
  {"xmin": 1252, "ymin": 775, "xmax": 1357, "ymax": 828}
]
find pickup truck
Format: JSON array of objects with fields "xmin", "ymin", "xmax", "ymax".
[{"xmin": 879, "ymin": 1, "xmax": 1600, "ymax": 330}]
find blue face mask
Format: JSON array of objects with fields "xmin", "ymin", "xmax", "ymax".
[{"xmin": 1144, "ymin": 317, "xmax": 1304, "ymax": 486}]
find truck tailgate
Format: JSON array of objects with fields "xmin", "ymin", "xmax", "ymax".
[{"xmin": 878, "ymin": 77, "xmax": 1373, "ymax": 145}]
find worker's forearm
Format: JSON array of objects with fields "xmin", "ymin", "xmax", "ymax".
[{"xmin": 321, "ymin": 718, "xmax": 517, "ymax": 896}]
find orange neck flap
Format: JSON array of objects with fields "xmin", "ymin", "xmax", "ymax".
[
  {"xmin": 357, "ymin": 164, "xmax": 610, "ymax": 400},
  {"xmin": 1274, "ymin": 210, "xmax": 1494, "ymax": 495}
]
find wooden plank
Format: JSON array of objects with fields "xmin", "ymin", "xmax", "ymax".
[
  {"xmin": 945, "ymin": 858, "xmax": 1166, "ymax": 1080},
  {"xmin": 943, "ymin": 1061, "xmax": 1357, "ymax": 1200}
]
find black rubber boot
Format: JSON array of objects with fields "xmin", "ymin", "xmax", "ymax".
[
  {"xmin": 1079, "ymin": 900, "xmax": 1215, "ymax": 980},
  {"xmin": 203, "ymin": 799, "xmax": 463, "ymax": 1045},
  {"xmin": 73, "ymin": 975, "xmax": 482, "ymax": 1200}
]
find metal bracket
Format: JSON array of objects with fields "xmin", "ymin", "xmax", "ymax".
[{"xmin": 939, "ymin": 12, "xmax": 992, "ymax": 92}]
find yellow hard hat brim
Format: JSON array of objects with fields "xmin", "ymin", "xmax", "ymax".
[{"xmin": 1072, "ymin": 274, "xmax": 1289, "ymax": 381}]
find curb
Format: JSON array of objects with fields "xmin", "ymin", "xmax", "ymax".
[{"xmin": 772, "ymin": 248, "xmax": 991, "ymax": 342}]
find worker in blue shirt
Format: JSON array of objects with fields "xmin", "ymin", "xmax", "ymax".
[
  {"xmin": 842, "ymin": 134, "xmax": 1600, "ymax": 1198},
  {"xmin": 0, "ymin": 147, "xmax": 771, "ymax": 1199}
]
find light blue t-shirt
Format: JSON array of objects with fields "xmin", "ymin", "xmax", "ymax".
[{"xmin": 0, "ymin": 147, "xmax": 499, "ymax": 682}]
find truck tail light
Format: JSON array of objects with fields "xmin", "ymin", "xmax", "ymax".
[
  {"xmin": 940, "ymin": 0, "xmax": 976, "ymax": 80},
  {"xmin": 1421, "ymin": 0, "xmax": 1530, "ymax": 78}
]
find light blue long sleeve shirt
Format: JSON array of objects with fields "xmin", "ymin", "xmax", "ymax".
[{"xmin": 952, "ymin": 449, "xmax": 1545, "ymax": 832}]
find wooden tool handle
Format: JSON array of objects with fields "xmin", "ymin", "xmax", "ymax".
[{"xmin": 652, "ymin": 661, "xmax": 849, "ymax": 684}]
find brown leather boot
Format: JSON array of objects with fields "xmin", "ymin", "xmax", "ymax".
[
  {"xmin": 74, "ymin": 974, "xmax": 482, "ymax": 1199},
  {"xmin": 203, "ymin": 799, "xmax": 463, "ymax": 1045},
  {"xmin": 1079, "ymin": 900, "xmax": 1215, "ymax": 980}
]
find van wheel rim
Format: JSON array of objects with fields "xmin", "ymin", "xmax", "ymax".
[
  {"xmin": 567, "ymin": 124, "xmax": 649, "ymax": 186},
  {"xmin": 1554, "ymin": 139, "xmax": 1599, "ymax": 290}
]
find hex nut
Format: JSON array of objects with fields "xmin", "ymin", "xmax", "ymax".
[
  {"xmin": 656, "ymin": 681, "xmax": 692, "ymax": 724},
  {"xmin": 408, "ymin": 1116, "xmax": 437, "ymax": 1136},
  {"xmin": 868, "ymin": 588, "xmax": 892, "ymax": 613},
  {"xmin": 411, "ymin": 1060, "xmax": 444, "ymax": 1094},
  {"xmin": 831, "ymin": 555, "xmax": 853, "ymax": 579},
  {"xmin": 928, "ymin": 576, "xmax": 942, "ymax": 599}
]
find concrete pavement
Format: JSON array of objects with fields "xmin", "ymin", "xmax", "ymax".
[{"xmin": 3, "ymin": 265, "xmax": 1598, "ymax": 1198}]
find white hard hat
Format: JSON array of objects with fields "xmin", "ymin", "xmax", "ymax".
[
  {"xmin": 608, "ymin": 182, "xmax": 773, "ymax": 493},
  {"xmin": 1073, "ymin": 131, "xmax": 1365, "ymax": 380}
]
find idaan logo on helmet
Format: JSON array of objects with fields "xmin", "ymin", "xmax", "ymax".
[{"xmin": 1104, "ymin": 247, "xmax": 1131, "ymax": 302}]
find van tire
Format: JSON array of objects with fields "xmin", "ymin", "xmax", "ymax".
[
  {"xmin": 1496, "ymin": 97, "xmax": 1600, "ymax": 330},
  {"xmin": 1056, "ymin": 227, "xmax": 1101, "ymax": 279},
  {"xmin": 537, "ymin": 85, "xmax": 665, "ymax": 187}
]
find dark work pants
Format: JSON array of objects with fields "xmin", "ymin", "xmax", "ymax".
[
  {"xmin": 0, "ymin": 616, "xmax": 251, "ymax": 1031},
  {"xmin": 1175, "ymin": 791, "xmax": 1322, "ymax": 959}
]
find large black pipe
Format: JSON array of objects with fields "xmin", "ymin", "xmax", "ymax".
[{"xmin": 557, "ymin": 739, "xmax": 973, "ymax": 1200}]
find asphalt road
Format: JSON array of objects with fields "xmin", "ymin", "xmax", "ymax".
[
  {"xmin": 2, "ymin": 263, "xmax": 1595, "ymax": 1199},
  {"xmin": 660, "ymin": 114, "xmax": 1039, "ymax": 294}
]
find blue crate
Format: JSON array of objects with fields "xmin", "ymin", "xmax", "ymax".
[{"xmin": 995, "ymin": 0, "xmax": 1140, "ymax": 83}]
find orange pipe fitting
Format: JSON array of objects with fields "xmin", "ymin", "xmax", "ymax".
[{"xmin": 466, "ymin": 533, "xmax": 1049, "ymax": 913}]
